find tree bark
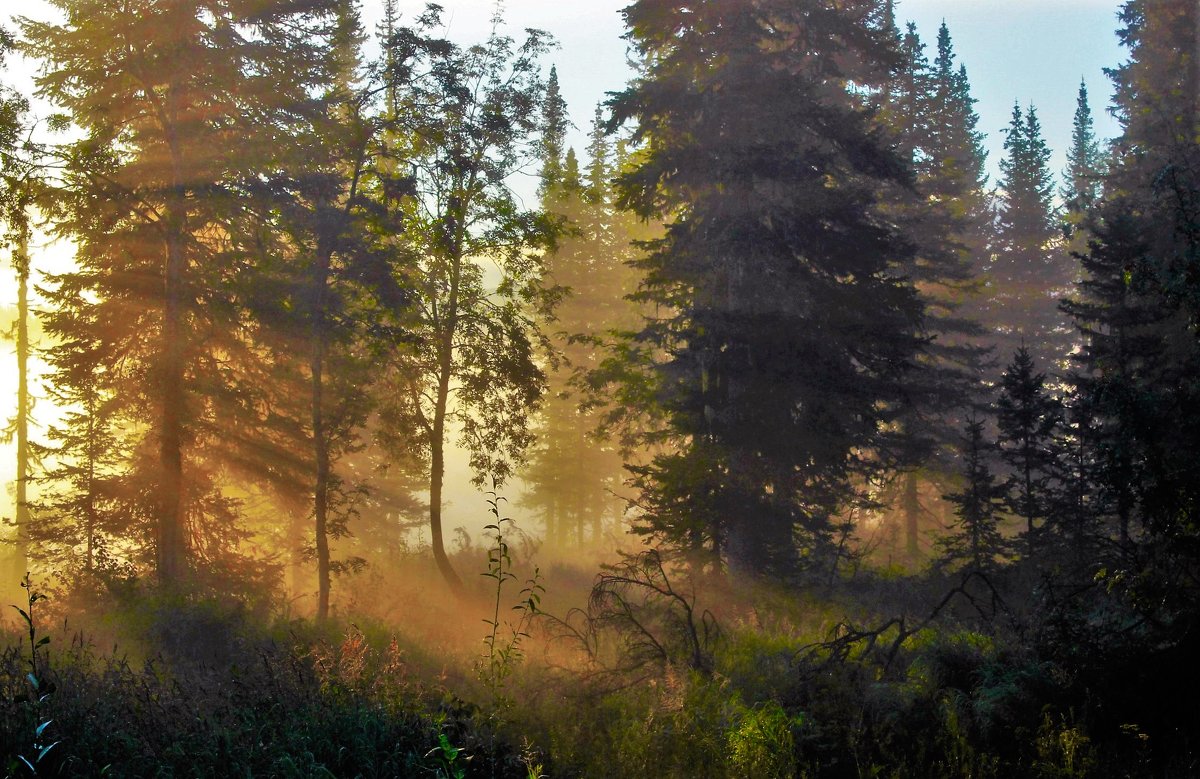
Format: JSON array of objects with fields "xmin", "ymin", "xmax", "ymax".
[
  {"xmin": 12, "ymin": 227, "xmax": 30, "ymax": 578},
  {"xmin": 312, "ymin": 241, "xmax": 333, "ymax": 621},
  {"xmin": 158, "ymin": 199, "xmax": 188, "ymax": 586},
  {"xmin": 429, "ymin": 350, "xmax": 464, "ymax": 594},
  {"xmin": 904, "ymin": 470, "xmax": 920, "ymax": 562}
]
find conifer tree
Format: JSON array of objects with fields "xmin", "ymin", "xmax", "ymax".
[
  {"xmin": 879, "ymin": 19, "xmax": 991, "ymax": 563},
  {"xmin": 29, "ymin": 323, "xmax": 132, "ymax": 581},
  {"xmin": 523, "ymin": 103, "xmax": 643, "ymax": 551},
  {"xmin": 996, "ymin": 347, "xmax": 1063, "ymax": 542},
  {"xmin": 939, "ymin": 416, "xmax": 1009, "ymax": 574},
  {"xmin": 1062, "ymin": 0, "xmax": 1199, "ymax": 581},
  {"xmin": 539, "ymin": 66, "xmax": 569, "ymax": 197},
  {"xmin": 244, "ymin": 4, "xmax": 407, "ymax": 619},
  {"xmin": 990, "ymin": 103, "xmax": 1071, "ymax": 371},
  {"xmin": 609, "ymin": 0, "xmax": 926, "ymax": 576},
  {"xmin": 20, "ymin": 0, "xmax": 345, "ymax": 586},
  {"xmin": 1062, "ymin": 80, "xmax": 1104, "ymax": 232},
  {"xmin": 0, "ymin": 26, "xmax": 32, "ymax": 585}
]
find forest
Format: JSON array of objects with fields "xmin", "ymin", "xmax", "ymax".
[{"xmin": 0, "ymin": 0, "xmax": 1197, "ymax": 776}]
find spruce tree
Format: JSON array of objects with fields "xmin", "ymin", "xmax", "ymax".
[
  {"xmin": 244, "ymin": 4, "xmax": 406, "ymax": 618},
  {"xmin": 1062, "ymin": 80, "xmax": 1104, "ymax": 229},
  {"xmin": 939, "ymin": 415, "xmax": 1009, "ymax": 574},
  {"xmin": 996, "ymin": 346, "xmax": 1063, "ymax": 543},
  {"xmin": 20, "ymin": 0, "xmax": 345, "ymax": 586},
  {"xmin": 990, "ymin": 103, "xmax": 1071, "ymax": 371},
  {"xmin": 539, "ymin": 66, "xmax": 569, "ymax": 197},
  {"xmin": 1064, "ymin": 0, "xmax": 1200, "ymax": 549},
  {"xmin": 609, "ymin": 0, "xmax": 927, "ymax": 576},
  {"xmin": 879, "ymin": 19, "xmax": 991, "ymax": 564},
  {"xmin": 0, "ymin": 26, "xmax": 31, "ymax": 585},
  {"xmin": 523, "ymin": 103, "xmax": 644, "ymax": 551}
]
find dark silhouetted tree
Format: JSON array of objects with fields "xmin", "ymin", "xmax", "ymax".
[
  {"xmin": 609, "ymin": 0, "xmax": 927, "ymax": 577},
  {"xmin": 21, "ymin": 0, "xmax": 344, "ymax": 587},
  {"xmin": 938, "ymin": 416, "xmax": 1009, "ymax": 574},
  {"xmin": 996, "ymin": 346, "xmax": 1062, "ymax": 544}
]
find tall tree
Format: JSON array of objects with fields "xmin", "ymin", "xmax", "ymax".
[
  {"xmin": 1, "ymin": 26, "xmax": 32, "ymax": 584},
  {"xmin": 538, "ymin": 65, "xmax": 569, "ymax": 197},
  {"xmin": 523, "ymin": 105, "xmax": 645, "ymax": 551},
  {"xmin": 1062, "ymin": 79, "xmax": 1104, "ymax": 234},
  {"xmin": 244, "ymin": 4, "xmax": 410, "ymax": 619},
  {"xmin": 1065, "ymin": 0, "xmax": 1200, "ymax": 546},
  {"xmin": 878, "ymin": 18, "xmax": 992, "ymax": 564},
  {"xmin": 20, "ymin": 0, "xmax": 343, "ymax": 586},
  {"xmin": 989, "ymin": 103, "xmax": 1070, "ymax": 371},
  {"xmin": 376, "ymin": 7, "xmax": 558, "ymax": 592},
  {"xmin": 995, "ymin": 346, "xmax": 1063, "ymax": 543},
  {"xmin": 609, "ymin": 0, "xmax": 927, "ymax": 576}
]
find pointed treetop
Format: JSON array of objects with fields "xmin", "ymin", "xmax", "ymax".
[
  {"xmin": 934, "ymin": 21, "xmax": 956, "ymax": 81},
  {"xmin": 585, "ymin": 103, "xmax": 610, "ymax": 205},
  {"xmin": 563, "ymin": 147, "xmax": 582, "ymax": 192},
  {"xmin": 539, "ymin": 65, "xmax": 570, "ymax": 198},
  {"xmin": 999, "ymin": 101, "xmax": 1055, "ymax": 243},
  {"xmin": 1062, "ymin": 78, "xmax": 1103, "ymax": 213}
]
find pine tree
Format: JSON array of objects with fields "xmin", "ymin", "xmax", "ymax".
[
  {"xmin": 1063, "ymin": 0, "xmax": 1200, "ymax": 549},
  {"xmin": 609, "ymin": 0, "xmax": 927, "ymax": 576},
  {"xmin": 1062, "ymin": 210, "xmax": 1159, "ymax": 546},
  {"xmin": 0, "ymin": 25, "xmax": 32, "ymax": 586},
  {"xmin": 243, "ymin": 4, "xmax": 407, "ymax": 619},
  {"xmin": 539, "ymin": 66, "xmax": 569, "ymax": 197},
  {"xmin": 29, "ymin": 317, "xmax": 133, "ymax": 582},
  {"xmin": 990, "ymin": 103, "xmax": 1071, "ymax": 371},
  {"xmin": 522, "ymin": 104, "xmax": 644, "ymax": 552},
  {"xmin": 1062, "ymin": 80, "xmax": 1104, "ymax": 227},
  {"xmin": 996, "ymin": 346, "xmax": 1063, "ymax": 543},
  {"xmin": 938, "ymin": 415, "xmax": 1009, "ymax": 574},
  {"xmin": 878, "ymin": 19, "xmax": 992, "ymax": 564},
  {"xmin": 20, "ymin": 0, "xmax": 345, "ymax": 586}
]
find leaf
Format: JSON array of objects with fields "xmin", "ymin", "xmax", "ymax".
[
  {"xmin": 26, "ymin": 674, "xmax": 38, "ymax": 690},
  {"xmin": 37, "ymin": 741, "xmax": 59, "ymax": 763},
  {"xmin": 35, "ymin": 719, "xmax": 52, "ymax": 738}
]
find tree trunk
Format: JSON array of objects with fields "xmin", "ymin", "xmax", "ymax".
[
  {"xmin": 84, "ymin": 393, "xmax": 96, "ymax": 576},
  {"xmin": 158, "ymin": 203, "xmax": 188, "ymax": 586},
  {"xmin": 12, "ymin": 227, "xmax": 30, "ymax": 578},
  {"xmin": 904, "ymin": 470, "xmax": 920, "ymax": 562},
  {"xmin": 429, "ymin": 356, "xmax": 464, "ymax": 593},
  {"xmin": 312, "ymin": 244, "xmax": 332, "ymax": 621}
]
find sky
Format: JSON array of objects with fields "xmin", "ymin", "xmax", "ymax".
[
  {"xmin": 1, "ymin": 0, "xmax": 1131, "ymax": 531},
  {"xmin": 346, "ymin": 0, "xmax": 1128, "ymax": 188}
]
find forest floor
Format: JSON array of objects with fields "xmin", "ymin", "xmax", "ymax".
[{"xmin": 1, "ymin": 547, "xmax": 1194, "ymax": 778}]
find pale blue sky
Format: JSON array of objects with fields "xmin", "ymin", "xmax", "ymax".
[
  {"xmin": 7, "ymin": 1, "xmax": 1127, "ymax": 193},
  {"xmin": 363, "ymin": 0, "xmax": 1126, "ymax": 194}
]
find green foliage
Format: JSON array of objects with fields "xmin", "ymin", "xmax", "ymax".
[
  {"xmin": 479, "ymin": 486, "xmax": 543, "ymax": 713},
  {"xmin": 6, "ymin": 576, "xmax": 62, "ymax": 778},
  {"xmin": 0, "ymin": 614, "xmax": 528, "ymax": 776},
  {"xmin": 726, "ymin": 701, "xmax": 799, "ymax": 779},
  {"xmin": 1035, "ymin": 713, "xmax": 1097, "ymax": 778},
  {"xmin": 609, "ymin": 0, "xmax": 928, "ymax": 575},
  {"xmin": 374, "ymin": 6, "xmax": 560, "ymax": 591}
]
